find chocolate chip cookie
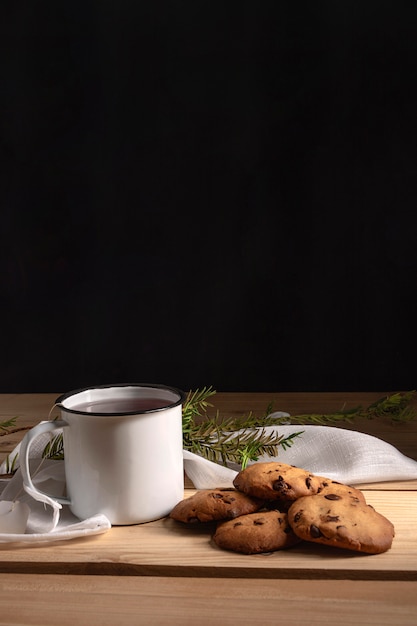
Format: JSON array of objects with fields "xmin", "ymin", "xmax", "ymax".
[
  {"xmin": 316, "ymin": 478, "xmax": 366, "ymax": 503},
  {"xmin": 213, "ymin": 509, "xmax": 302, "ymax": 554},
  {"xmin": 169, "ymin": 488, "xmax": 264, "ymax": 523},
  {"xmin": 287, "ymin": 492, "xmax": 395, "ymax": 554},
  {"xmin": 233, "ymin": 461, "xmax": 324, "ymax": 503}
]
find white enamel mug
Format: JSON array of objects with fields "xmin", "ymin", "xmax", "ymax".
[{"xmin": 19, "ymin": 383, "xmax": 185, "ymax": 525}]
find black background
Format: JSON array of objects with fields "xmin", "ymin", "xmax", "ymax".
[{"xmin": 1, "ymin": 1, "xmax": 416, "ymax": 393}]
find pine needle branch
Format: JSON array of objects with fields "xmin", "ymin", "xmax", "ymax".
[
  {"xmin": 0, "ymin": 417, "xmax": 18, "ymax": 434},
  {"xmin": 182, "ymin": 387, "xmax": 304, "ymax": 468},
  {"xmin": 287, "ymin": 391, "xmax": 417, "ymax": 425},
  {"xmin": 42, "ymin": 433, "xmax": 64, "ymax": 460}
]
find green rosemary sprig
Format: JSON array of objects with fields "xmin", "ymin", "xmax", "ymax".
[
  {"xmin": 4, "ymin": 452, "xmax": 18, "ymax": 475},
  {"xmin": 182, "ymin": 387, "xmax": 303, "ymax": 468},
  {"xmin": 184, "ymin": 418, "xmax": 303, "ymax": 467},
  {"xmin": 0, "ymin": 417, "xmax": 26, "ymax": 476},
  {"xmin": 286, "ymin": 391, "xmax": 417, "ymax": 425},
  {"xmin": 182, "ymin": 386, "xmax": 217, "ymax": 433},
  {"xmin": 0, "ymin": 417, "xmax": 17, "ymax": 432},
  {"xmin": 42, "ymin": 433, "xmax": 64, "ymax": 460}
]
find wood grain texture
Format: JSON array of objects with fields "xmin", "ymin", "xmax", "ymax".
[{"xmin": 0, "ymin": 575, "xmax": 416, "ymax": 626}]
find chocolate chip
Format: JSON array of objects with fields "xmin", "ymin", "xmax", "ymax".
[
  {"xmin": 324, "ymin": 494, "xmax": 341, "ymax": 500},
  {"xmin": 273, "ymin": 476, "xmax": 290, "ymax": 491},
  {"xmin": 326, "ymin": 515, "xmax": 340, "ymax": 522},
  {"xmin": 306, "ymin": 477, "xmax": 312, "ymax": 489},
  {"xmin": 233, "ymin": 521, "xmax": 243, "ymax": 527},
  {"xmin": 310, "ymin": 524, "xmax": 323, "ymax": 538},
  {"xmin": 254, "ymin": 519, "xmax": 264, "ymax": 525}
]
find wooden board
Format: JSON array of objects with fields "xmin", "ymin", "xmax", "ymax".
[
  {"xmin": 0, "ymin": 489, "xmax": 415, "ymax": 580},
  {"xmin": 0, "ymin": 575, "xmax": 416, "ymax": 626}
]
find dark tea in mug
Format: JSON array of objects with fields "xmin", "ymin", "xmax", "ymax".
[
  {"xmin": 69, "ymin": 397, "xmax": 171, "ymax": 414},
  {"xmin": 56, "ymin": 383, "xmax": 183, "ymax": 415}
]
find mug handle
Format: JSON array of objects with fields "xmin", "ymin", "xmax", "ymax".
[{"xmin": 19, "ymin": 420, "xmax": 71, "ymax": 506}]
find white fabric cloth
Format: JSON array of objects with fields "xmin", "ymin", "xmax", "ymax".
[
  {"xmin": 0, "ymin": 458, "xmax": 111, "ymax": 543},
  {"xmin": 1, "ymin": 420, "xmax": 417, "ymax": 543},
  {"xmin": 183, "ymin": 424, "xmax": 417, "ymax": 488}
]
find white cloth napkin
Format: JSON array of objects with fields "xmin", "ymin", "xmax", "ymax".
[
  {"xmin": 1, "ymin": 419, "xmax": 417, "ymax": 543},
  {"xmin": 0, "ymin": 458, "xmax": 111, "ymax": 543},
  {"xmin": 183, "ymin": 423, "xmax": 417, "ymax": 488},
  {"xmin": 0, "ymin": 435, "xmax": 111, "ymax": 542}
]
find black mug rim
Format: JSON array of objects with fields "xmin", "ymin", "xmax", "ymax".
[{"xmin": 55, "ymin": 383, "xmax": 186, "ymax": 416}]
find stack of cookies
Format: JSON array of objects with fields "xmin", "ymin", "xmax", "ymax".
[{"xmin": 169, "ymin": 461, "xmax": 395, "ymax": 555}]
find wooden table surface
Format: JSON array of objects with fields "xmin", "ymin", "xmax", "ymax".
[{"xmin": 0, "ymin": 392, "xmax": 417, "ymax": 625}]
